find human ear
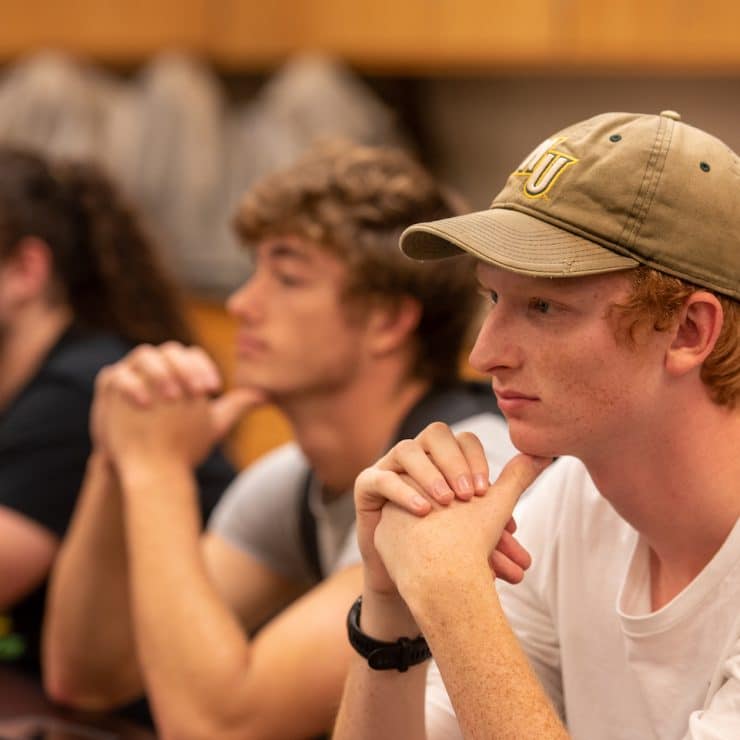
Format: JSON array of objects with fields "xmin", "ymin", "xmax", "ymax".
[
  {"xmin": 4, "ymin": 237, "xmax": 54, "ymax": 303},
  {"xmin": 367, "ymin": 295, "xmax": 422, "ymax": 356},
  {"xmin": 664, "ymin": 292, "xmax": 723, "ymax": 378}
]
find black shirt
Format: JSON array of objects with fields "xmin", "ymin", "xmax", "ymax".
[{"xmin": 0, "ymin": 325, "xmax": 235, "ymax": 675}]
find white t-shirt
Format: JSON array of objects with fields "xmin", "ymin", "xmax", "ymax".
[{"xmin": 426, "ymin": 456, "xmax": 740, "ymax": 739}]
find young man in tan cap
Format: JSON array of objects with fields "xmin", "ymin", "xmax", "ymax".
[{"xmin": 335, "ymin": 111, "xmax": 740, "ymax": 739}]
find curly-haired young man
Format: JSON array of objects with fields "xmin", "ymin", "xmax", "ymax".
[{"xmin": 44, "ymin": 143, "xmax": 522, "ymax": 739}]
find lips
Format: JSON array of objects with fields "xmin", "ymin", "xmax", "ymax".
[
  {"xmin": 494, "ymin": 388, "xmax": 539, "ymax": 401},
  {"xmin": 492, "ymin": 387, "xmax": 539, "ymax": 414},
  {"xmin": 235, "ymin": 332, "xmax": 268, "ymax": 355}
]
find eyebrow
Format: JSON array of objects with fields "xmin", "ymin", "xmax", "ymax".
[
  {"xmin": 476, "ymin": 268, "xmax": 605, "ymax": 298},
  {"xmin": 267, "ymin": 242, "xmax": 312, "ymax": 263}
]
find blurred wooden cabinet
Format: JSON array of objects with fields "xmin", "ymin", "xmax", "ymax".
[
  {"xmin": 1, "ymin": 0, "xmax": 739, "ymax": 71},
  {"xmin": 0, "ymin": 1, "xmax": 210, "ymax": 60},
  {"xmin": 567, "ymin": 0, "xmax": 740, "ymax": 69}
]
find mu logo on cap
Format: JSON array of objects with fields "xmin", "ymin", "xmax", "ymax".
[{"xmin": 514, "ymin": 137, "xmax": 578, "ymax": 198}]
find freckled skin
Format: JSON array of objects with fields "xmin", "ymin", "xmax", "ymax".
[{"xmin": 469, "ymin": 265, "xmax": 671, "ymax": 462}]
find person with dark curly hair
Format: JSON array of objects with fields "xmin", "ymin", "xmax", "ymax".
[
  {"xmin": 44, "ymin": 142, "xmax": 523, "ymax": 739},
  {"xmin": 0, "ymin": 147, "xmax": 234, "ymax": 679}
]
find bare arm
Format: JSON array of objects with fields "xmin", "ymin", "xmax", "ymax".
[
  {"xmin": 121, "ymin": 455, "xmax": 363, "ymax": 740},
  {"xmin": 335, "ymin": 425, "xmax": 565, "ymax": 740},
  {"xmin": 201, "ymin": 533, "xmax": 305, "ymax": 634},
  {"xmin": 43, "ymin": 342, "xmax": 256, "ymax": 711},
  {"xmin": 384, "ymin": 499, "xmax": 567, "ymax": 740},
  {"xmin": 0, "ymin": 507, "xmax": 57, "ymax": 610},
  {"xmin": 335, "ymin": 591, "xmax": 429, "ymax": 740},
  {"xmin": 42, "ymin": 451, "xmax": 142, "ymax": 709},
  {"xmin": 96, "ymin": 342, "xmax": 363, "ymax": 739}
]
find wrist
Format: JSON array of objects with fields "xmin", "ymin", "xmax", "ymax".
[
  {"xmin": 84, "ymin": 449, "xmax": 121, "ymax": 500},
  {"xmin": 87, "ymin": 448, "xmax": 115, "ymax": 476},
  {"xmin": 357, "ymin": 587, "xmax": 421, "ymax": 642},
  {"xmin": 347, "ymin": 596, "xmax": 431, "ymax": 672},
  {"xmin": 117, "ymin": 454, "xmax": 194, "ymax": 497},
  {"xmin": 406, "ymin": 563, "xmax": 497, "ymax": 635}
]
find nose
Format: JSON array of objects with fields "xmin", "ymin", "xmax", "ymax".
[
  {"xmin": 468, "ymin": 305, "xmax": 521, "ymax": 375},
  {"xmin": 226, "ymin": 271, "xmax": 265, "ymax": 323}
]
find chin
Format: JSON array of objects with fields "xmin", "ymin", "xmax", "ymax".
[
  {"xmin": 234, "ymin": 366, "xmax": 271, "ymax": 388},
  {"xmin": 508, "ymin": 425, "xmax": 566, "ymax": 459},
  {"xmin": 232, "ymin": 376, "xmax": 273, "ymax": 400}
]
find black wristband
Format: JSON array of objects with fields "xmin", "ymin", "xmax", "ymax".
[{"xmin": 346, "ymin": 596, "xmax": 431, "ymax": 672}]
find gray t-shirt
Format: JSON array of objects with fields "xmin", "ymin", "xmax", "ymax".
[{"xmin": 208, "ymin": 411, "xmax": 517, "ymax": 587}]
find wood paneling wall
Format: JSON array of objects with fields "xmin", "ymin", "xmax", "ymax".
[{"xmin": 2, "ymin": 1, "xmax": 740, "ymax": 72}]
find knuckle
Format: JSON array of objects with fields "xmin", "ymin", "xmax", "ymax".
[
  {"xmin": 394, "ymin": 438, "xmax": 418, "ymax": 456},
  {"xmin": 187, "ymin": 344, "xmax": 210, "ymax": 361},
  {"xmin": 130, "ymin": 343, "xmax": 154, "ymax": 360},
  {"xmin": 355, "ymin": 467, "xmax": 370, "ymax": 485},
  {"xmin": 422, "ymin": 420, "xmax": 451, "ymax": 438},
  {"xmin": 95, "ymin": 366, "xmax": 112, "ymax": 387},
  {"xmin": 456, "ymin": 430, "xmax": 482, "ymax": 448},
  {"xmin": 375, "ymin": 468, "xmax": 396, "ymax": 488},
  {"xmin": 355, "ymin": 467, "xmax": 376, "ymax": 490},
  {"xmin": 109, "ymin": 363, "xmax": 134, "ymax": 388}
]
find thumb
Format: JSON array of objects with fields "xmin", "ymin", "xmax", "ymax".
[
  {"xmin": 486, "ymin": 454, "xmax": 552, "ymax": 514},
  {"xmin": 209, "ymin": 388, "xmax": 266, "ymax": 440}
]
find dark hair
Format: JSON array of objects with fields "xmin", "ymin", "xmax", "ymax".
[
  {"xmin": 234, "ymin": 142, "xmax": 480, "ymax": 386},
  {"xmin": 0, "ymin": 147, "xmax": 192, "ymax": 345}
]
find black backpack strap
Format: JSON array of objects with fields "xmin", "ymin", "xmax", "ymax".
[
  {"xmin": 393, "ymin": 381, "xmax": 502, "ymax": 443},
  {"xmin": 298, "ymin": 471, "xmax": 324, "ymax": 581},
  {"xmin": 298, "ymin": 382, "xmax": 501, "ymax": 582}
]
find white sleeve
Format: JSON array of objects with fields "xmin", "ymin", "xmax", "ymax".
[{"xmin": 207, "ymin": 443, "xmax": 314, "ymax": 584}]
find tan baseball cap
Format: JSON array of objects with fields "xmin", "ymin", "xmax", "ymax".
[{"xmin": 401, "ymin": 111, "xmax": 740, "ymax": 300}]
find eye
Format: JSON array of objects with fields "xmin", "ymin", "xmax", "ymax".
[
  {"xmin": 271, "ymin": 266, "xmax": 309, "ymax": 287},
  {"xmin": 476, "ymin": 287, "xmax": 498, "ymax": 305},
  {"xmin": 530, "ymin": 298, "xmax": 551, "ymax": 314},
  {"xmin": 276, "ymin": 272, "xmax": 304, "ymax": 287}
]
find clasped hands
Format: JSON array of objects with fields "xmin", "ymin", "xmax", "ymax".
[
  {"xmin": 91, "ymin": 342, "xmax": 264, "ymax": 471},
  {"xmin": 354, "ymin": 421, "xmax": 552, "ymax": 605}
]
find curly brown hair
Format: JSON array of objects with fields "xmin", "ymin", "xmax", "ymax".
[
  {"xmin": 612, "ymin": 266, "xmax": 740, "ymax": 408},
  {"xmin": 0, "ymin": 147, "xmax": 191, "ymax": 345},
  {"xmin": 234, "ymin": 142, "xmax": 480, "ymax": 386}
]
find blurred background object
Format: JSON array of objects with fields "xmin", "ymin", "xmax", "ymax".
[
  {"xmin": 3, "ymin": 0, "xmax": 740, "ymax": 291},
  {"xmin": 0, "ymin": 50, "xmax": 405, "ymax": 295}
]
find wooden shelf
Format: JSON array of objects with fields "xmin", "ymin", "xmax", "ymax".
[{"xmin": 3, "ymin": 0, "xmax": 740, "ymax": 73}]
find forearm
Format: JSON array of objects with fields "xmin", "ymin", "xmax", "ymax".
[
  {"xmin": 121, "ymin": 459, "xmax": 260, "ymax": 739},
  {"xmin": 405, "ymin": 565, "xmax": 568, "ymax": 740},
  {"xmin": 334, "ymin": 589, "xmax": 428, "ymax": 740},
  {"xmin": 43, "ymin": 452, "xmax": 142, "ymax": 708}
]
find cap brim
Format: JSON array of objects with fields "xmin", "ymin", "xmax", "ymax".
[{"xmin": 400, "ymin": 207, "xmax": 638, "ymax": 277}]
